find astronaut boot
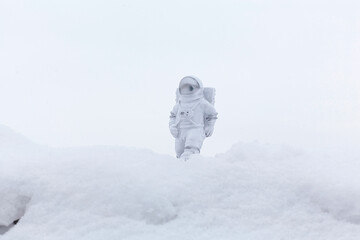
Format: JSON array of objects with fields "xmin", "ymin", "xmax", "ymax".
[{"xmin": 180, "ymin": 147, "xmax": 200, "ymax": 161}]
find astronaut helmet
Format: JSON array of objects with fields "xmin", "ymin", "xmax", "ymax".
[{"xmin": 179, "ymin": 76, "xmax": 200, "ymax": 95}]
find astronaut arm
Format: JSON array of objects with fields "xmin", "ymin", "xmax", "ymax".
[
  {"xmin": 204, "ymin": 104, "xmax": 218, "ymax": 137},
  {"xmin": 169, "ymin": 104, "xmax": 179, "ymax": 138}
]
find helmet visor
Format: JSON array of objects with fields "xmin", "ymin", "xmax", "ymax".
[{"xmin": 179, "ymin": 83, "xmax": 199, "ymax": 95}]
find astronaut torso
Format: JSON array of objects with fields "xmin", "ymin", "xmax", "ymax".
[{"xmin": 177, "ymin": 100, "xmax": 205, "ymax": 129}]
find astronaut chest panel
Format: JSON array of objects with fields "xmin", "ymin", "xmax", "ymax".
[{"xmin": 179, "ymin": 108, "xmax": 194, "ymax": 120}]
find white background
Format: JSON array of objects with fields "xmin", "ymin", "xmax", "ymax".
[{"xmin": 1, "ymin": 0, "xmax": 359, "ymax": 155}]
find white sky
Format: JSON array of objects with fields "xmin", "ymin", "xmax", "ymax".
[{"xmin": 1, "ymin": 0, "xmax": 359, "ymax": 156}]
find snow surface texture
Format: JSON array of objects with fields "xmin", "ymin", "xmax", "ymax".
[{"xmin": 1, "ymin": 124, "xmax": 360, "ymax": 239}]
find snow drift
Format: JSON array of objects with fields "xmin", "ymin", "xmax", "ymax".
[{"xmin": 1, "ymin": 124, "xmax": 360, "ymax": 240}]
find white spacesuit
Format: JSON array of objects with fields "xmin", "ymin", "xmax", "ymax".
[{"xmin": 169, "ymin": 76, "xmax": 218, "ymax": 159}]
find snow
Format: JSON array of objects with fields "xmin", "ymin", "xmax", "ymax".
[
  {"xmin": 1, "ymin": 124, "xmax": 360, "ymax": 239},
  {"xmin": 0, "ymin": 192, "xmax": 29, "ymax": 227}
]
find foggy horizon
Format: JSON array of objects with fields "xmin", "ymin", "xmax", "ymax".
[{"xmin": 1, "ymin": 0, "xmax": 359, "ymax": 156}]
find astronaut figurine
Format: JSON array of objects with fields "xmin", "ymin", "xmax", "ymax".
[{"xmin": 169, "ymin": 76, "xmax": 218, "ymax": 160}]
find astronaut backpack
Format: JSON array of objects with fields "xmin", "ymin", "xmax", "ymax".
[
  {"xmin": 203, "ymin": 88, "xmax": 216, "ymax": 105},
  {"xmin": 176, "ymin": 88, "xmax": 216, "ymax": 105}
]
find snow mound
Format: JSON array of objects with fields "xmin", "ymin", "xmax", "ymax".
[
  {"xmin": 0, "ymin": 125, "xmax": 36, "ymax": 151},
  {"xmin": 1, "ymin": 126, "xmax": 360, "ymax": 239},
  {"xmin": 0, "ymin": 190, "xmax": 29, "ymax": 227}
]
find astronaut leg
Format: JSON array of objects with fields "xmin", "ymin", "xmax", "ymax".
[
  {"xmin": 181, "ymin": 128, "xmax": 205, "ymax": 159},
  {"xmin": 175, "ymin": 130, "xmax": 186, "ymax": 158}
]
